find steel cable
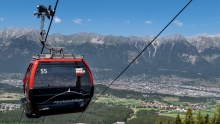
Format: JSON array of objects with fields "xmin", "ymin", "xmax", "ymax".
[{"xmin": 74, "ymin": 0, "xmax": 193, "ymax": 122}]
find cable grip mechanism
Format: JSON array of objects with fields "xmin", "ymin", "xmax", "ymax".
[{"xmin": 34, "ymin": 4, "xmax": 64, "ymax": 54}]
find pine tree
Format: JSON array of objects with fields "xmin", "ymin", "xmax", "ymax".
[
  {"xmin": 216, "ymin": 106, "xmax": 220, "ymax": 124},
  {"xmin": 210, "ymin": 113, "xmax": 217, "ymax": 124},
  {"xmin": 183, "ymin": 108, "xmax": 195, "ymax": 124},
  {"xmin": 156, "ymin": 118, "xmax": 163, "ymax": 124},
  {"xmin": 166, "ymin": 118, "xmax": 171, "ymax": 124},
  {"xmin": 174, "ymin": 113, "xmax": 182, "ymax": 124},
  {"xmin": 204, "ymin": 114, "xmax": 209, "ymax": 124},
  {"xmin": 196, "ymin": 111, "xmax": 205, "ymax": 124}
]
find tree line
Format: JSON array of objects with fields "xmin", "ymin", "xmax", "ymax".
[{"xmin": 154, "ymin": 106, "xmax": 220, "ymax": 124}]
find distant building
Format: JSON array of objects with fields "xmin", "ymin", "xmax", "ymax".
[{"xmin": 114, "ymin": 122, "xmax": 125, "ymax": 124}]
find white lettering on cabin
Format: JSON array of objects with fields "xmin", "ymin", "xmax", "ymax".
[
  {"xmin": 76, "ymin": 68, "xmax": 85, "ymax": 74},
  {"xmin": 39, "ymin": 107, "xmax": 49, "ymax": 111},
  {"xmin": 54, "ymin": 99, "xmax": 84, "ymax": 104}
]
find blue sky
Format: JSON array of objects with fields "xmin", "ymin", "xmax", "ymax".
[{"xmin": 0, "ymin": 0, "xmax": 219, "ymax": 37}]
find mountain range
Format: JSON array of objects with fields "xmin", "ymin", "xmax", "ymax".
[{"xmin": 1, "ymin": 27, "xmax": 220, "ymax": 79}]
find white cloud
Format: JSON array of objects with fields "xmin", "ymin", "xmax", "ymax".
[
  {"xmin": 73, "ymin": 18, "xmax": 82, "ymax": 24},
  {"xmin": 174, "ymin": 20, "xmax": 183, "ymax": 27},
  {"xmin": 54, "ymin": 17, "xmax": 61, "ymax": 23},
  {"xmin": 145, "ymin": 21, "xmax": 152, "ymax": 24},
  {"xmin": 126, "ymin": 20, "xmax": 130, "ymax": 23},
  {"xmin": 88, "ymin": 19, "xmax": 91, "ymax": 22},
  {"xmin": 0, "ymin": 18, "xmax": 4, "ymax": 21}
]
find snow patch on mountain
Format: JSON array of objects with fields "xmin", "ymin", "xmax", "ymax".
[
  {"xmin": 5, "ymin": 42, "xmax": 11, "ymax": 46},
  {"xmin": 66, "ymin": 40, "xmax": 73, "ymax": 43},
  {"xmin": 202, "ymin": 54, "xmax": 220, "ymax": 62},
  {"xmin": 127, "ymin": 51, "xmax": 138, "ymax": 63},
  {"xmin": 90, "ymin": 36, "xmax": 104, "ymax": 44},
  {"xmin": 187, "ymin": 33, "xmax": 220, "ymax": 52},
  {"xmin": 21, "ymin": 48, "xmax": 29, "ymax": 55},
  {"xmin": 55, "ymin": 38, "xmax": 64, "ymax": 43},
  {"xmin": 152, "ymin": 41, "xmax": 159, "ymax": 57},
  {"xmin": 179, "ymin": 54, "xmax": 197, "ymax": 65},
  {"xmin": 0, "ymin": 27, "xmax": 39, "ymax": 41},
  {"xmin": 160, "ymin": 34, "xmax": 187, "ymax": 44}
]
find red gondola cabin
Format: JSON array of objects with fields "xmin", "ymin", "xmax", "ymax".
[{"xmin": 21, "ymin": 54, "xmax": 94, "ymax": 118}]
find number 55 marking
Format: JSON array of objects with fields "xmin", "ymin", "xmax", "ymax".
[{"xmin": 41, "ymin": 69, "xmax": 47, "ymax": 74}]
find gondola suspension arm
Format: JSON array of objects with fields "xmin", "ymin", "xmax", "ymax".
[{"xmin": 34, "ymin": 0, "xmax": 64, "ymax": 54}]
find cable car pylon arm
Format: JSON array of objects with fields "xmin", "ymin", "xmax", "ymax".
[{"xmin": 34, "ymin": 0, "xmax": 64, "ymax": 54}]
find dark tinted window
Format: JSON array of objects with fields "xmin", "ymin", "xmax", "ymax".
[{"xmin": 34, "ymin": 62, "xmax": 91, "ymax": 92}]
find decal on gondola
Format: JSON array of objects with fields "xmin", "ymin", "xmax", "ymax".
[
  {"xmin": 80, "ymin": 103, "xmax": 85, "ymax": 107},
  {"xmin": 76, "ymin": 68, "xmax": 85, "ymax": 76},
  {"xmin": 54, "ymin": 99, "xmax": 84, "ymax": 104},
  {"xmin": 39, "ymin": 108, "xmax": 49, "ymax": 111}
]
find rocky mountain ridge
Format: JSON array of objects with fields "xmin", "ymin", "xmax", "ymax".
[{"xmin": 1, "ymin": 27, "xmax": 220, "ymax": 79}]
